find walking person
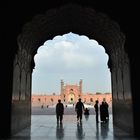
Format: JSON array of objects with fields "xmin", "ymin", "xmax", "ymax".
[
  {"xmin": 56, "ymin": 99, "xmax": 64, "ymax": 124},
  {"xmin": 94, "ymin": 100, "xmax": 99, "ymax": 123},
  {"xmin": 75, "ymin": 98, "xmax": 85, "ymax": 122}
]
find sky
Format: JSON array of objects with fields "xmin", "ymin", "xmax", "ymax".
[{"xmin": 32, "ymin": 32, "xmax": 111, "ymax": 95}]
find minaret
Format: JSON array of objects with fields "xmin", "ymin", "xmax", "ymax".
[
  {"xmin": 79, "ymin": 79, "xmax": 83, "ymax": 94},
  {"xmin": 61, "ymin": 80, "xmax": 64, "ymax": 95}
]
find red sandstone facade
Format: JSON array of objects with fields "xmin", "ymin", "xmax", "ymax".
[{"xmin": 32, "ymin": 80, "xmax": 112, "ymax": 107}]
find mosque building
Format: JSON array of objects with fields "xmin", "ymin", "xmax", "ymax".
[{"xmin": 32, "ymin": 80, "xmax": 112, "ymax": 107}]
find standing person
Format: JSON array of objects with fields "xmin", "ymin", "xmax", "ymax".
[
  {"xmin": 56, "ymin": 99, "xmax": 64, "ymax": 124},
  {"xmin": 94, "ymin": 100, "xmax": 99, "ymax": 123},
  {"xmin": 100, "ymin": 101, "xmax": 107, "ymax": 123},
  {"xmin": 103, "ymin": 98, "xmax": 109, "ymax": 120},
  {"xmin": 75, "ymin": 98, "xmax": 85, "ymax": 122}
]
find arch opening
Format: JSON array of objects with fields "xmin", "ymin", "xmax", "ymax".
[
  {"xmin": 11, "ymin": 3, "xmax": 134, "ymax": 137},
  {"xmin": 31, "ymin": 32, "xmax": 112, "ymax": 112}
]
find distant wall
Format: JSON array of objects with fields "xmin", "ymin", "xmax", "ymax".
[{"xmin": 32, "ymin": 93, "xmax": 112, "ymax": 107}]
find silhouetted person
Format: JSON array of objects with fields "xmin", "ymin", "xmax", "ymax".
[
  {"xmin": 56, "ymin": 99, "xmax": 64, "ymax": 123},
  {"xmin": 84, "ymin": 108, "xmax": 89, "ymax": 120},
  {"xmin": 103, "ymin": 98, "xmax": 109, "ymax": 120},
  {"xmin": 75, "ymin": 98, "xmax": 85, "ymax": 122},
  {"xmin": 100, "ymin": 101, "xmax": 107, "ymax": 123},
  {"xmin": 84, "ymin": 108, "xmax": 89, "ymax": 115},
  {"xmin": 94, "ymin": 100, "xmax": 99, "ymax": 123}
]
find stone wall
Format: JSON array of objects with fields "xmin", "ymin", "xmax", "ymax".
[{"xmin": 11, "ymin": 47, "xmax": 32, "ymax": 134}]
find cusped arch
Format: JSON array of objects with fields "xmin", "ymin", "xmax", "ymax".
[{"xmin": 12, "ymin": 3, "xmax": 134, "ymax": 136}]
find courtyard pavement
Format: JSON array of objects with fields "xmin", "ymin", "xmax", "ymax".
[
  {"xmin": 3, "ymin": 106, "xmax": 139, "ymax": 140},
  {"xmin": 4, "ymin": 115, "xmax": 139, "ymax": 140}
]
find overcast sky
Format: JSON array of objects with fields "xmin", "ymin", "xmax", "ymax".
[{"xmin": 32, "ymin": 32, "xmax": 111, "ymax": 95}]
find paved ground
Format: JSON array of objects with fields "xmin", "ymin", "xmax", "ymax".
[
  {"xmin": 2, "ymin": 105, "xmax": 139, "ymax": 140},
  {"xmin": 4, "ymin": 115, "xmax": 139, "ymax": 140}
]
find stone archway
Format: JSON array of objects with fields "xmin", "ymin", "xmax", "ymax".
[
  {"xmin": 68, "ymin": 92, "xmax": 75, "ymax": 104},
  {"xmin": 12, "ymin": 4, "xmax": 133, "ymax": 136}
]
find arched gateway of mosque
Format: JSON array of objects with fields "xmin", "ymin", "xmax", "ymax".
[
  {"xmin": 61, "ymin": 80, "xmax": 82, "ymax": 104},
  {"xmin": 1, "ymin": 1, "xmax": 139, "ymax": 139}
]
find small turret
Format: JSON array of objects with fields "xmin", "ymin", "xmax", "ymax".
[{"xmin": 61, "ymin": 80, "xmax": 64, "ymax": 94}]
